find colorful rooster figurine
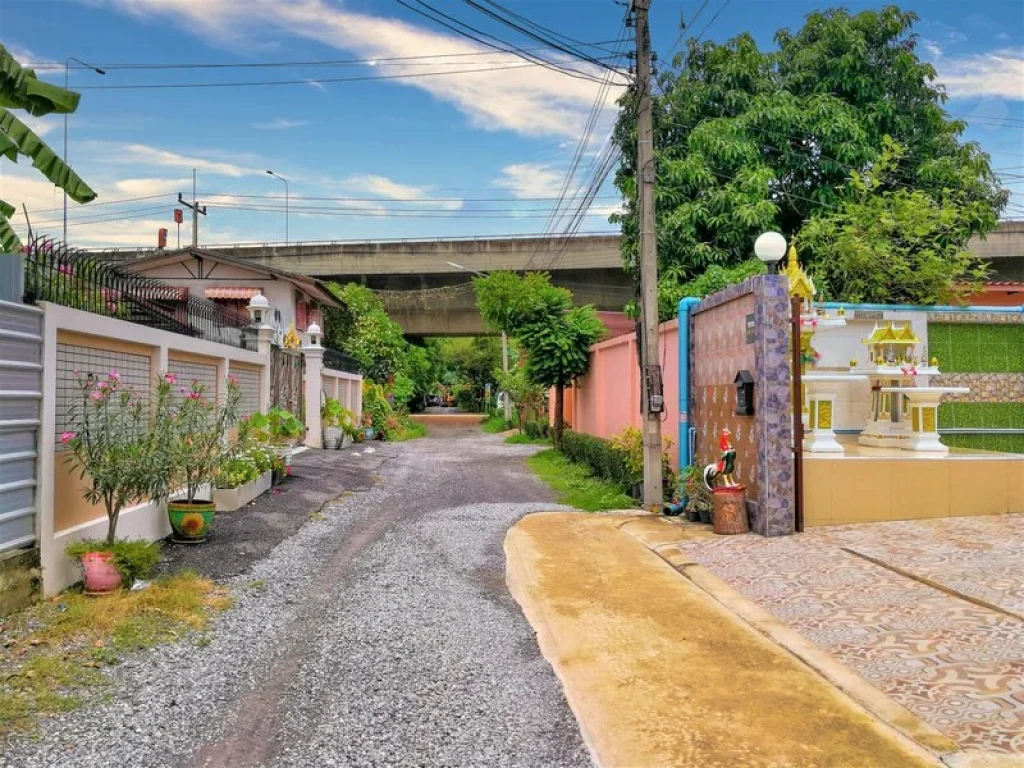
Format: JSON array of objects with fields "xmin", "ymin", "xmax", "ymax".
[{"xmin": 703, "ymin": 428, "xmax": 739, "ymax": 490}]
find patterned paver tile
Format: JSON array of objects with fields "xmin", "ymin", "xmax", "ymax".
[{"xmin": 676, "ymin": 516, "xmax": 1024, "ymax": 754}]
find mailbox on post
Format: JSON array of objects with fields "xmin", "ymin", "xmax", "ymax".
[{"xmin": 734, "ymin": 370, "xmax": 755, "ymax": 416}]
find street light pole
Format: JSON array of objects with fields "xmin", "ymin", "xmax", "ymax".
[
  {"xmin": 63, "ymin": 57, "xmax": 105, "ymax": 244},
  {"xmin": 446, "ymin": 261, "xmax": 511, "ymax": 422},
  {"xmin": 266, "ymin": 170, "xmax": 289, "ymax": 245}
]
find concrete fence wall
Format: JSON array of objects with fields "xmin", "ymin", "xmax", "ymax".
[
  {"xmin": 37, "ymin": 303, "xmax": 271, "ymax": 596},
  {"xmin": 560, "ymin": 321, "xmax": 680, "ymax": 468}
]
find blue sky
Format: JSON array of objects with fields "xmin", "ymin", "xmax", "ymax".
[{"xmin": 2, "ymin": 0, "xmax": 1022, "ymax": 248}]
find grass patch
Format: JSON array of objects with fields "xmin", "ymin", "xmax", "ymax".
[
  {"xmin": 481, "ymin": 414, "xmax": 511, "ymax": 433},
  {"xmin": 388, "ymin": 420, "xmax": 428, "ymax": 441},
  {"xmin": 505, "ymin": 433, "xmax": 551, "ymax": 445},
  {"xmin": 0, "ymin": 571, "xmax": 231, "ymax": 740},
  {"xmin": 527, "ymin": 449, "xmax": 637, "ymax": 512}
]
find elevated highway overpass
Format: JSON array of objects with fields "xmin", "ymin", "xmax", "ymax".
[{"xmin": 95, "ymin": 234, "xmax": 632, "ymax": 335}]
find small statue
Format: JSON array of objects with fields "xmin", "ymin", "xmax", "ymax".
[
  {"xmin": 930, "ymin": 356, "xmax": 939, "ymax": 367},
  {"xmin": 704, "ymin": 428, "xmax": 739, "ymax": 490},
  {"xmin": 849, "ymin": 358, "xmax": 858, "ymax": 368}
]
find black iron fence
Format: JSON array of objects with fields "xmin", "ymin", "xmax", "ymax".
[
  {"xmin": 322, "ymin": 347, "xmax": 361, "ymax": 374},
  {"xmin": 22, "ymin": 235, "xmax": 256, "ymax": 350}
]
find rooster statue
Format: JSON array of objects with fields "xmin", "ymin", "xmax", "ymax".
[{"xmin": 704, "ymin": 428, "xmax": 739, "ymax": 490}]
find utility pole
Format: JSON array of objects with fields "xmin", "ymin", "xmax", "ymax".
[
  {"xmin": 634, "ymin": 0, "xmax": 665, "ymax": 511},
  {"xmin": 178, "ymin": 169, "xmax": 206, "ymax": 248}
]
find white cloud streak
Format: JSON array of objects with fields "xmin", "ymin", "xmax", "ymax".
[
  {"xmin": 253, "ymin": 118, "xmax": 310, "ymax": 130},
  {"xmin": 493, "ymin": 163, "xmax": 565, "ymax": 198},
  {"xmin": 938, "ymin": 49, "xmax": 1024, "ymax": 100},
  {"xmin": 92, "ymin": 0, "xmax": 625, "ymax": 139}
]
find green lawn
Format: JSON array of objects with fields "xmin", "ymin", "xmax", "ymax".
[{"xmin": 527, "ymin": 449, "xmax": 637, "ymax": 512}]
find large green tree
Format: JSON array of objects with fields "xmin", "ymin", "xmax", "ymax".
[
  {"xmin": 475, "ymin": 271, "xmax": 604, "ymax": 446},
  {"xmin": 323, "ymin": 283, "xmax": 408, "ymax": 383},
  {"xmin": 612, "ymin": 6, "xmax": 1007, "ymax": 315},
  {"xmin": 1, "ymin": 45, "xmax": 97, "ymax": 249}
]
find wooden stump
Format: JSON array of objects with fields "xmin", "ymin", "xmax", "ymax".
[{"xmin": 712, "ymin": 486, "xmax": 749, "ymax": 535}]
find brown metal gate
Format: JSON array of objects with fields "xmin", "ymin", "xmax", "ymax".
[{"xmin": 270, "ymin": 346, "xmax": 303, "ymax": 417}]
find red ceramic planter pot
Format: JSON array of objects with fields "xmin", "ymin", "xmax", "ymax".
[{"xmin": 81, "ymin": 551, "xmax": 123, "ymax": 595}]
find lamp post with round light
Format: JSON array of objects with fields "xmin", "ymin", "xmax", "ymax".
[{"xmin": 754, "ymin": 231, "xmax": 787, "ymax": 271}]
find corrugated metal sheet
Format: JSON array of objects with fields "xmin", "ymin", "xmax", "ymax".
[{"xmin": 0, "ymin": 300, "xmax": 41, "ymax": 554}]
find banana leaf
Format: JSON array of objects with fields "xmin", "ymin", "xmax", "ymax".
[
  {"xmin": 0, "ymin": 44, "xmax": 80, "ymax": 117},
  {"xmin": 0, "ymin": 107, "xmax": 97, "ymax": 203},
  {"xmin": 0, "ymin": 215, "xmax": 21, "ymax": 252}
]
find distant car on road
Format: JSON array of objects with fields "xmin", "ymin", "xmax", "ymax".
[{"xmin": 426, "ymin": 394, "xmax": 442, "ymax": 407}]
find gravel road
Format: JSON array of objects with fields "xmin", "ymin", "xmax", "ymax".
[{"xmin": 2, "ymin": 425, "xmax": 590, "ymax": 768}]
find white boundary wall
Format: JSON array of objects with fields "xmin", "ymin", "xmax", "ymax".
[{"xmin": 37, "ymin": 302, "xmax": 269, "ymax": 596}]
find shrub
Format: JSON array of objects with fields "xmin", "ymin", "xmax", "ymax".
[
  {"xmin": 609, "ymin": 427, "xmax": 676, "ymax": 498},
  {"xmin": 523, "ymin": 419, "xmax": 549, "ymax": 439},
  {"xmin": 559, "ymin": 430, "xmax": 632, "ymax": 491},
  {"xmin": 65, "ymin": 539, "xmax": 162, "ymax": 586}
]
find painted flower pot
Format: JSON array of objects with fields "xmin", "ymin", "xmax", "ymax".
[
  {"xmin": 274, "ymin": 445, "xmax": 293, "ymax": 467},
  {"xmin": 323, "ymin": 426, "xmax": 342, "ymax": 450},
  {"xmin": 168, "ymin": 499, "xmax": 216, "ymax": 543},
  {"xmin": 363, "ymin": 427, "xmax": 375, "ymax": 440},
  {"xmin": 341, "ymin": 433, "xmax": 353, "ymax": 449},
  {"xmin": 81, "ymin": 551, "xmax": 122, "ymax": 595}
]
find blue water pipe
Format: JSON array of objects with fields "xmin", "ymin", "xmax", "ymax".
[
  {"xmin": 821, "ymin": 301, "xmax": 1022, "ymax": 314},
  {"xmin": 677, "ymin": 297, "xmax": 701, "ymax": 471}
]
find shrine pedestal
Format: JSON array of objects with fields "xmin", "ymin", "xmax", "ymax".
[
  {"xmin": 802, "ymin": 374, "xmax": 867, "ymax": 453},
  {"xmin": 881, "ymin": 386, "xmax": 969, "ymax": 453}
]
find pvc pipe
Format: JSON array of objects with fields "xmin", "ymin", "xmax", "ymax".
[
  {"xmin": 677, "ymin": 297, "xmax": 701, "ymax": 470},
  {"xmin": 821, "ymin": 302, "xmax": 1022, "ymax": 314}
]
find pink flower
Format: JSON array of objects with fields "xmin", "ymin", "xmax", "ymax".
[
  {"xmin": 187, "ymin": 391, "xmax": 202, "ymax": 400},
  {"xmin": 97, "ymin": 381, "xmax": 109, "ymax": 390},
  {"xmin": 60, "ymin": 431, "xmax": 76, "ymax": 444},
  {"xmin": 108, "ymin": 370, "xmax": 121, "ymax": 381},
  {"xmin": 228, "ymin": 375, "xmax": 239, "ymax": 386},
  {"xmin": 107, "ymin": 301, "xmax": 118, "ymax": 313},
  {"xmin": 58, "ymin": 263, "xmax": 73, "ymax": 276},
  {"xmin": 90, "ymin": 390, "xmax": 104, "ymax": 401},
  {"xmin": 164, "ymin": 373, "xmax": 178, "ymax": 384}
]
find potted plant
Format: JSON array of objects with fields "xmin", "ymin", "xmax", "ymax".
[
  {"xmin": 213, "ymin": 440, "xmax": 274, "ymax": 511},
  {"xmin": 165, "ymin": 377, "xmax": 241, "ymax": 543},
  {"xmin": 338, "ymin": 406, "xmax": 358, "ymax": 448},
  {"xmin": 61, "ymin": 371, "xmax": 174, "ymax": 594},
  {"xmin": 361, "ymin": 410, "xmax": 375, "ymax": 441},
  {"xmin": 682, "ymin": 465, "xmax": 713, "ymax": 524},
  {"xmin": 321, "ymin": 398, "xmax": 345, "ymax": 450},
  {"xmin": 65, "ymin": 539, "xmax": 161, "ymax": 593},
  {"xmin": 250, "ymin": 406, "xmax": 303, "ymax": 466},
  {"xmin": 271, "ymin": 452, "xmax": 288, "ymax": 485}
]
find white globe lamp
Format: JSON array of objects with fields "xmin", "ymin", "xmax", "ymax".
[
  {"xmin": 305, "ymin": 321, "xmax": 322, "ymax": 348},
  {"xmin": 246, "ymin": 291, "xmax": 270, "ymax": 326},
  {"xmin": 754, "ymin": 231, "xmax": 787, "ymax": 269}
]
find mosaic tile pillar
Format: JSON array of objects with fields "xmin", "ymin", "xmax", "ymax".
[
  {"xmin": 689, "ymin": 274, "xmax": 795, "ymax": 536},
  {"xmin": 752, "ymin": 275, "xmax": 796, "ymax": 536}
]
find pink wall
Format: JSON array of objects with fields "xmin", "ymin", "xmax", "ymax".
[{"xmin": 553, "ymin": 320, "xmax": 680, "ymax": 468}]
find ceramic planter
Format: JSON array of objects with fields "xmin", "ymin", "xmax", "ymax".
[
  {"xmin": 168, "ymin": 499, "xmax": 216, "ymax": 543},
  {"xmin": 213, "ymin": 471, "xmax": 272, "ymax": 512},
  {"xmin": 363, "ymin": 426, "xmax": 375, "ymax": 440},
  {"xmin": 274, "ymin": 444, "xmax": 293, "ymax": 467},
  {"xmin": 341, "ymin": 433, "xmax": 353, "ymax": 449},
  {"xmin": 323, "ymin": 426, "xmax": 342, "ymax": 450},
  {"xmin": 81, "ymin": 551, "xmax": 122, "ymax": 595}
]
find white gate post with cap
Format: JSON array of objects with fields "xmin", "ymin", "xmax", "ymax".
[
  {"xmin": 247, "ymin": 291, "xmax": 275, "ymax": 412},
  {"xmin": 303, "ymin": 322, "xmax": 324, "ymax": 448}
]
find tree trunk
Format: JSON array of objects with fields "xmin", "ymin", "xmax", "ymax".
[{"xmin": 553, "ymin": 384, "xmax": 564, "ymax": 448}]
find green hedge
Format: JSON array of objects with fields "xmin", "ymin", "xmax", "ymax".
[
  {"xmin": 559, "ymin": 430, "xmax": 634, "ymax": 491},
  {"xmin": 928, "ymin": 323, "xmax": 1024, "ymax": 373},
  {"xmin": 938, "ymin": 402, "xmax": 1024, "ymax": 429},
  {"xmin": 942, "ymin": 434, "xmax": 1024, "ymax": 453},
  {"xmin": 523, "ymin": 420, "xmax": 549, "ymax": 439}
]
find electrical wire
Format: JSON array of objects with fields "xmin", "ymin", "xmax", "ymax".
[
  {"xmin": 29, "ymin": 44, "xmax": 629, "ymax": 71},
  {"xmin": 74, "ymin": 61, "xmax": 607, "ymax": 90},
  {"xmin": 393, "ymin": 0, "xmax": 622, "ymax": 85}
]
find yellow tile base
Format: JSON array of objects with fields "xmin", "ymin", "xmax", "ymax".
[{"xmin": 803, "ymin": 440, "xmax": 1024, "ymax": 527}]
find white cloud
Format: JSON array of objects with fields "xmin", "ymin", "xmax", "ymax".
[
  {"xmin": 938, "ymin": 49, "xmax": 1024, "ymax": 99},
  {"xmin": 305, "ymin": 79, "xmax": 327, "ymax": 92},
  {"xmin": 3, "ymin": 43, "xmax": 62, "ymax": 71},
  {"xmin": 91, "ymin": 0, "xmax": 625, "ymax": 139},
  {"xmin": 253, "ymin": 118, "xmax": 309, "ymax": 130},
  {"xmin": 111, "ymin": 177, "xmax": 190, "ymax": 196},
  {"xmin": 493, "ymin": 163, "xmax": 566, "ymax": 199},
  {"xmin": 19, "ymin": 114, "xmax": 56, "ymax": 138},
  {"xmin": 341, "ymin": 173, "xmax": 462, "ymax": 210},
  {"xmin": 923, "ymin": 40, "xmax": 942, "ymax": 59},
  {"xmin": 105, "ymin": 143, "xmax": 256, "ymax": 177}
]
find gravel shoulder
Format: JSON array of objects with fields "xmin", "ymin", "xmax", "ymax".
[{"xmin": 2, "ymin": 427, "xmax": 587, "ymax": 768}]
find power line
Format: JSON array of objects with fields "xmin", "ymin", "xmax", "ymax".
[
  {"xmin": 393, "ymin": 0, "xmax": 623, "ymax": 85},
  {"xmin": 74, "ymin": 61, "xmax": 611, "ymax": 90},
  {"xmin": 29, "ymin": 44, "xmax": 629, "ymax": 71},
  {"xmin": 690, "ymin": 0, "xmax": 732, "ymax": 42}
]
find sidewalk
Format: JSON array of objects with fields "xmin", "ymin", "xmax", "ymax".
[{"xmin": 506, "ymin": 512, "xmax": 943, "ymax": 768}]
